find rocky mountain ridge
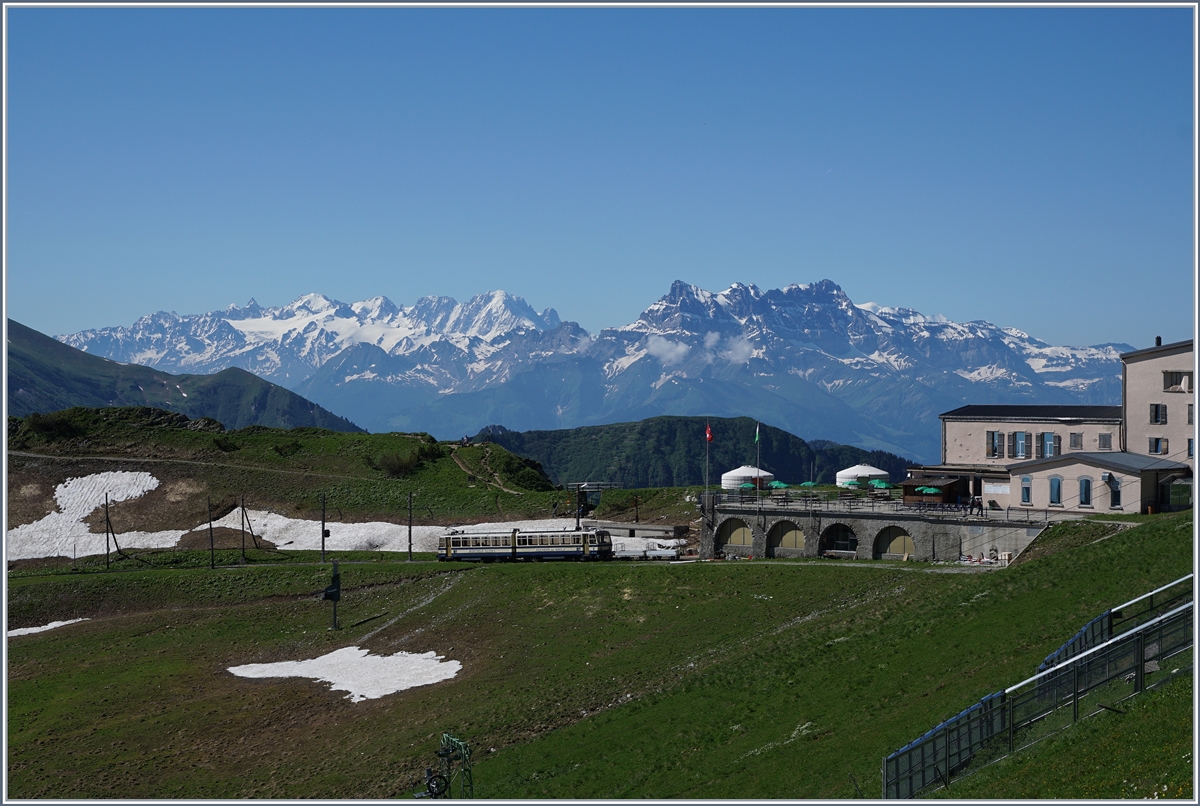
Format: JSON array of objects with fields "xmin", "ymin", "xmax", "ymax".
[{"xmin": 59, "ymin": 280, "xmax": 1130, "ymax": 462}]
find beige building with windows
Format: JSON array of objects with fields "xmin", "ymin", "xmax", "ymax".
[
  {"xmin": 1121, "ymin": 338, "xmax": 1194, "ymax": 472},
  {"xmin": 910, "ymin": 338, "xmax": 1194, "ymax": 514},
  {"xmin": 914, "ymin": 405, "xmax": 1122, "ymax": 502}
]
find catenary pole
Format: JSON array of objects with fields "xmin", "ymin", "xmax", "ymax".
[{"xmin": 207, "ymin": 497, "xmax": 214, "ymax": 570}]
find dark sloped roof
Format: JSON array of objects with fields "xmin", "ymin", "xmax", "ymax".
[
  {"xmin": 899, "ymin": 477, "xmax": 959, "ymax": 488},
  {"xmin": 1120, "ymin": 339, "xmax": 1193, "ymax": 361},
  {"xmin": 940, "ymin": 405, "xmax": 1122, "ymax": 422},
  {"xmin": 1008, "ymin": 451, "xmax": 1191, "ymax": 474}
]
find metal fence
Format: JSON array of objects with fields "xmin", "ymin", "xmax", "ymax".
[
  {"xmin": 882, "ymin": 576, "xmax": 1194, "ymax": 799},
  {"xmin": 698, "ymin": 490, "xmax": 1075, "ymax": 524}
]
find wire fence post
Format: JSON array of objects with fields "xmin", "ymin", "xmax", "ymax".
[
  {"xmin": 1007, "ymin": 692, "xmax": 1014, "ymax": 754},
  {"xmin": 1135, "ymin": 631, "xmax": 1144, "ymax": 693},
  {"xmin": 1072, "ymin": 662, "xmax": 1079, "ymax": 723}
]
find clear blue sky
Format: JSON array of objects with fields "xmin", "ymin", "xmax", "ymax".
[{"xmin": 6, "ymin": 6, "xmax": 1195, "ymax": 350}]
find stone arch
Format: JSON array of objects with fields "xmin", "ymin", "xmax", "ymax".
[
  {"xmin": 873, "ymin": 525, "xmax": 915, "ymax": 560},
  {"xmin": 767, "ymin": 520, "xmax": 804, "ymax": 556},
  {"xmin": 819, "ymin": 523, "xmax": 858, "ymax": 555},
  {"xmin": 715, "ymin": 518, "xmax": 752, "ymax": 550}
]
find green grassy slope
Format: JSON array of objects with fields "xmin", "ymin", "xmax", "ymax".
[
  {"xmin": 6, "ymin": 408, "xmax": 565, "ymax": 531},
  {"xmin": 478, "ymin": 415, "xmax": 913, "ymax": 487},
  {"xmin": 7, "ymin": 509, "xmax": 1191, "ymax": 799},
  {"xmin": 930, "ymin": 675, "xmax": 1192, "ymax": 799},
  {"xmin": 6, "ymin": 319, "xmax": 362, "ymax": 431}
]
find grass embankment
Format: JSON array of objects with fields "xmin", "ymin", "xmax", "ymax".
[
  {"xmin": 7, "ymin": 510, "xmax": 1192, "ymax": 799},
  {"xmin": 930, "ymin": 675, "xmax": 1193, "ymax": 799},
  {"xmin": 6, "ymin": 408, "xmax": 573, "ymax": 531}
]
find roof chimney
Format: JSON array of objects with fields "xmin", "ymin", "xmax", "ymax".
[{"xmin": 1156, "ymin": 336, "xmax": 1162, "ymax": 347}]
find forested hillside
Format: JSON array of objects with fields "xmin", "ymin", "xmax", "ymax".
[{"xmin": 475, "ymin": 416, "xmax": 912, "ymax": 487}]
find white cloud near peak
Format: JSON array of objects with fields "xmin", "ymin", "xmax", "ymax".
[{"xmin": 646, "ymin": 334, "xmax": 691, "ymax": 367}]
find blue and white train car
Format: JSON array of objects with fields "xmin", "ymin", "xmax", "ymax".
[{"xmin": 438, "ymin": 528, "xmax": 614, "ymax": 562}]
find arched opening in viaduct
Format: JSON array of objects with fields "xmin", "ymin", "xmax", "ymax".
[
  {"xmin": 767, "ymin": 520, "xmax": 804, "ymax": 556},
  {"xmin": 873, "ymin": 525, "xmax": 915, "ymax": 560},
  {"xmin": 819, "ymin": 523, "xmax": 857, "ymax": 555},
  {"xmin": 715, "ymin": 518, "xmax": 752, "ymax": 551}
]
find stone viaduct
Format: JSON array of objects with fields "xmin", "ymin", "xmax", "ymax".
[{"xmin": 699, "ymin": 500, "xmax": 1048, "ymax": 563}]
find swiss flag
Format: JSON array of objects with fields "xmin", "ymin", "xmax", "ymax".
[{"xmin": 705, "ymin": 422, "xmax": 713, "ymax": 443}]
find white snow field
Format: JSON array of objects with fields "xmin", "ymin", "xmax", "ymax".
[
  {"xmin": 8, "ymin": 619, "xmax": 90, "ymax": 637},
  {"xmin": 7, "ymin": 475, "xmax": 681, "ymax": 560},
  {"xmin": 5, "ymin": 471, "xmax": 176, "ymax": 561},
  {"xmin": 227, "ymin": 647, "xmax": 461, "ymax": 702}
]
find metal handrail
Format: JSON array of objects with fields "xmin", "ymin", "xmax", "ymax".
[{"xmin": 883, "ymin": 595, "xmax": 1194, "ymax": 799}]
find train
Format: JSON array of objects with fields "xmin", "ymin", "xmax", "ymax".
[{"xmin": 437, "ymin": 527, "xmax": 615, "ymax": 562}]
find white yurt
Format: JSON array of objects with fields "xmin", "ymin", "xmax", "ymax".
[
  {"xmin": 721, "ymin": 465, "xmax": 775, "ymax": 490},
  {"xmin": 836, "ymin": 463, "xmax": 889, "ymax": 488}
]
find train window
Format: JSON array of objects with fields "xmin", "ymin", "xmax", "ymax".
[{"xmin": 540, "ymin": 536, "xmax": 549, "ymax": 545}]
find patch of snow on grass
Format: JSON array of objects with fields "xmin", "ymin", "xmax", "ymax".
[
  {"xmin": 9, "ymin": 618, "xmax": 90, "ymax": 637},
  {"xmin": 5, "ymin": 471, "xmax": 175, "ymax": 561},
  {"xmin": 7, "ymin": 474, "xmax": 662, "ymax": 559},
  {"xmin": 215, "ymin": 509, "xmax": 449, "ymax": 553},
  {"xmin": 228, "ymin": 647, "xmax": 460, "ymax": 702}
]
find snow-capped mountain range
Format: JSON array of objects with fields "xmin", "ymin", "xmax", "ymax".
[{"xmin": 60, "ymin": 280, "xmax": 1130, "ymax": 462}]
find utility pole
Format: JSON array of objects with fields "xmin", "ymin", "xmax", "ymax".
[
  {"xmin": 408, "ymin": 490, "xmax": 414, "ymax": 562},
  {"xmin": 321, "ymin": 492, "xmax": 327, "ymax": 563},
  {"xmin": 323, "ymin": 559, "xmax": 341, "ymax": 629},
  {"xmin": 105, "ymin": 494, "xmax": 111, "ymax": 570},
  {"xmin": 240, "ymin": 493, "xmax": 246, "ymax": 562},
  {"xmin": 207, "ymin": 497, "xmax": 215, "ymax": 570}
]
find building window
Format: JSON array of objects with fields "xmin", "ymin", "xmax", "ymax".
[
  {"xmin": 1150, "ymin": 404, "xmax": 1168, "ymax": 424},
  {"xmin": 1079, "ymin": 477, "xmax": 1092, "ymax": 507},
  {"xmin": 1189, "ymin": 439, "xmax": 1194, "ymax": 459},
  {"xmin": 986, "ymin": 431, "xmax": 1003, "ymax": 459},
  {"xmin": 1021, "ymin": 476, "xmax": 1032, "ymax": 505},
  {"xmin": 1049, "ymin": 476, "xmax": 1063, "ymax": 505},
  {"xmin": 1012, "ymin": 431, "xmax": 1027, "ymax": 459},
  {"xmin": 1070, "ymin": 432, "xmax": 1083, "ymax": 450},
  {"xmin": 1109, "ymin": 476, "xmax": 1122, "ymax": 508},
  {"xmin": 1189, "ymin": 404, "xmax": 1193, "ymax": 425},
  {"xmin": 1038, "ymin": 432, "xmax": 1060, "ymax": 458},
  {"xmin": 1149, "ymin": 437, "xmax": 1170, "ymax": 455},
  {"xmin": 1098, "ymin": 432, "xmax": 1112, "ymax": 451},
  {"xmin": 1163, "ymin": 371, "xmax": 1193, "ymax": 392}
]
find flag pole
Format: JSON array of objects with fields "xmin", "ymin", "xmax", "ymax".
[{"xmin": 756, "ymin": 422, "xmax": 762, "ymax": 525}]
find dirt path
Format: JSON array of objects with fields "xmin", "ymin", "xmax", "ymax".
[
  {"xmin": 449, "ymin": 448, "xmax": 523, "ymax": 495},
  {"xmin": 9, "ymin": 450, "xmax": 398, "ymax": 485}
]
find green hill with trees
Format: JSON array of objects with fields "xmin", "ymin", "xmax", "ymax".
[
  {"xmin": 475, "ymin": 416, "xmax": 912, "ymax": 487},
  {"xmin": 7, "ymin": 319, "xmax": 362, "ymax": 432}
]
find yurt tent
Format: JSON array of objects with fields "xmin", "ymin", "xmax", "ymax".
[
  {"xmin": 836, "ymin": 463, "xmax": 889, "ymax": 488},
  {"xmin": 721, "ymin": 465, "xmax": 775, "ymax": 490}
]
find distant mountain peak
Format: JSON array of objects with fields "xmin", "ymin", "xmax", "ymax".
[{"xmin": 58, "ymin": 279, "xmax": 1123, "ymax": 462}]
